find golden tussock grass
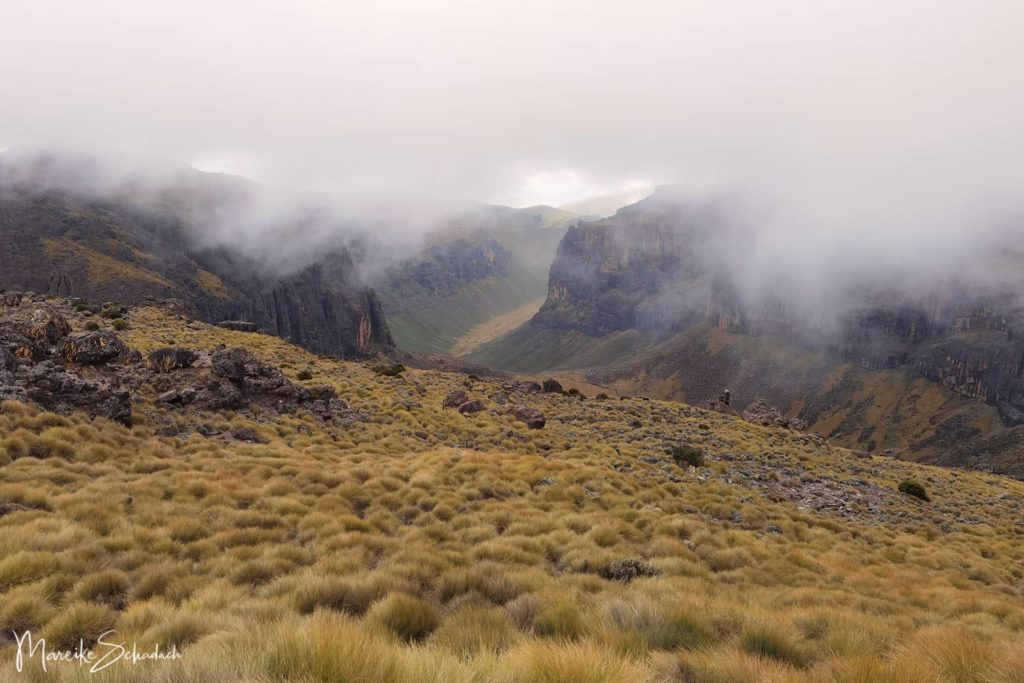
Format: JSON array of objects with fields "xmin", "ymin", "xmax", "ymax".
[{"xmin": 0, "ymin": 305, "xmax": 1022, "ymax": 680}]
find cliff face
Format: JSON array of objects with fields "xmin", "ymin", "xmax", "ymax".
[
  {"xmin": 0, "ymin": 187, "xmax": 394, "ymax": 359},
  {"xmin": 535, "ymin": 197, "xmax": 717, "ymax": 335},
  {"xmin": 486, "ymin": 190, "xmax": 1024, "ymax": 476}
]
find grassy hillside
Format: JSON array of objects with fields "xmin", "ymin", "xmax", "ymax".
[
  {"xmin": 471, "ymin": 323, "xmax": 1024, "ymax": 477},
  {"xmin": 468, "ymin": 324, "xmax": 657, "ymax": 373},
  {"xmin": 0, "ymin": 304, "xmax": 1023, "ymax": 681}
]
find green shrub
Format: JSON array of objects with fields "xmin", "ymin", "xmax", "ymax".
[
  {"xmin": 297, "ymin": 368, "xmax": 313, "ymax": 381},
  {"xmin": 668, "ymin": 444, "xmax": 704, "ymax": 468},
  {"xmin": 898, "ymin": 480, "xmax": 930, "ymax": 502},
  {"xmin": 85, "ymin": 320, "xmax": 100, "ymax": 331},
  {"xmin": 372, "ymin": 363, "xmax": 406, "ymax": 377},
  {"xmin": 111, "ymin": 318, "xmax": 128, "ymax": 331}
]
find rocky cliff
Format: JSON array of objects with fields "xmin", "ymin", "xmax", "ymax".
[
  {"xmin": 473, "ymin": 188, "xmax": 1024, "ymax": 474},
  {"xmin": 0, "ymin": 176, "xmax": 393, "ymax": 359}
]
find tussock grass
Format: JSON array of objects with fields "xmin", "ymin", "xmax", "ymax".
[{"xmin": 0, "ymin": 304, "xmax": 1021, "ymax": 681}]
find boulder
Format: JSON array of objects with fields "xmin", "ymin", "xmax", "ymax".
[
  {"xmin": 147, "ymin": 347, "xmax": 198, "ymax": 373},
  {"xmin": 194, "ymin": 378, "xmax": 247, "ymax": 410},
  {"xmin": 509, "ymin": 404, "xmax": 546, "ymax": 429},
  {"xmin": 458, "ymin": 399, "xmax": 486, "ymax": 415},
  {"xmin": 232, "ymin": 427, "xmax": 265, "ymax": 443},
  {"xmin": 62, "ymin": 331, "xmax": 128, "ymax": 365},
  {"xmin": 157, "ymin": 388, "xmax": 196, "ymax": 405},
  {"xmin": 19, "ymin": 309, "xmax": 71, "ymax": 344},
  {"xmin": 23, "ymin": 362, "xmax": 131, "ymax": 425},
  {"xmin": 443, "ymin": 390, "xmax": 470, "ymax": 409}
]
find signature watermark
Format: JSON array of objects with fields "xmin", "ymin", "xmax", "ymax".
[{"xmin": 12, "ymin": 630, "xmax": 182, "ymax": 674}]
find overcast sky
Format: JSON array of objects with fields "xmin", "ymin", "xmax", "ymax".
[{"xmin": 3, "ymin": 0, "xmax": 1023, "ymax": 234}]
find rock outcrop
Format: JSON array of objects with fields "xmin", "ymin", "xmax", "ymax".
[
  {"xmin": 148, "ymin": 347, "xmax": 198, "ymax": 373},
  {"xmin": 22, "ymin": 362, "xmax": 132, "ymax": 425},
  {"xmin": 0, "ymin": 305, "xmax": 133, "ymax": 423},
  {"xmin": 506, "ymin": 404, "xmax": 546, "ymax": 429},
  {"xmin": 62, "ymin": 331, "xmax": 128, "ymax": 365}
]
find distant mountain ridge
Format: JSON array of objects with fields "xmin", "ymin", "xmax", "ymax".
[{"xmin": 472, "ymin": 189, "xmax": 1024, "ymax": 476}]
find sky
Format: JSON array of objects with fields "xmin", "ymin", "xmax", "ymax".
[{"xmin": 3, "ymin": 0, "xmax": 1023, "ymax": 233}]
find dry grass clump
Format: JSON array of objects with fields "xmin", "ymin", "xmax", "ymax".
[
  {"xmin": 75, "ymin": 569, "xmax": 130, "ymax": 610},
  {"xmin": 42, "ymin": 602, "xmax": 117, "ymax": 650},
  {"xmin": 0, "ymin": 305, "xmax": 1022, "ymax": 681},
  {"xmin": 367, "ymin": 592, "xmax": 441, "ymax": 642}
]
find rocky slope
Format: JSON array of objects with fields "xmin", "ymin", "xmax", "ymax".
[
  {"xmin": 472, "ymin": 189, "xmax": 1024, "ymax": 476},
  {"xmin": 0, "ymin": 155, "xmax": 394, "ymax": 359}
]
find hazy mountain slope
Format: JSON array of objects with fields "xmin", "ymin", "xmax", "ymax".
[
  {"xmin": 472, "ymin": 189, "xmax": 1024, "ymax": 475},
  {"xmin": 0, "ymin": 158, "xmax": 393, "ymax": 359},
  {"xmin": 1, "ymin": 294, "xmax": 1023, "ymax": 681},
  {"xmin": 374, "ymin": 206, "xmax": 573, "ymax": 354}
]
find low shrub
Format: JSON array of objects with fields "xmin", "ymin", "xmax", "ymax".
[
  {"xmin": 898, "ymin": 480, "xmax": 930, "ymax": 502},
  {"xmin": 372, "ymin": 363, "xmax": 406, "ymax": 377},
  {"xmin": 598, "ymin": 558, "xmax": 661, "ymax": 583},
  {"xmin": 668, "ymin": 444, "xmax": 705, "ymax": 467}
]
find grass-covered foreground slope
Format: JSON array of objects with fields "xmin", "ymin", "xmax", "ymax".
[{"xmin": 1, "ymin": 306, "xmax": 1024, "ymax": 682}]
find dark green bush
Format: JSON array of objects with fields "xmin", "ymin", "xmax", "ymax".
[
  {"xmin": 296, "ymin": 368, "xmax": 313, "ymax": 381},
  {"xmin": 372, "ymin": 363, "xmax": 406, "ymax": 377},
  {"xmin": 111, "ymin": 319, "xmax": 127, "ymax": 331},
  {"xmin": 668, "ymin": 444, "xmax": 705, "ymax": 468},
  {"xmin": 898, "ymin": 480, "xmax": 930, "ymax": 502},
  {"xmin": 85, "ymin": 321, "xmax": 100, "ymax": 331}
]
